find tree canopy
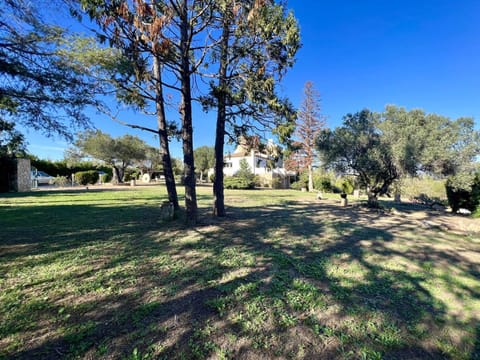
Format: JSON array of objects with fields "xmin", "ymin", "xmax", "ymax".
[
  {"xmin": 285, "ymin": 81, "xmax": 325, "ymax": 192},
  {"xmin": 317, "ymin": 109, "xmax": 397, "ymax": 206},
  {"xmin": 0, "ymin": 0, "xmax": 106, "ymax": 141},
  {"xmin": 74, "ymin": 130, "xmax": 148, "ymax": 183},
  {"xmin": 206, "ymin": 0, "xmax": 300, "ymax": 216},
  {"xmin": 317, "ymin": 106, "xmax": 480, "ymax": 206},
  {"xmin": 193, "ymin": 146, "xmax": 215, "ymax": 181}
]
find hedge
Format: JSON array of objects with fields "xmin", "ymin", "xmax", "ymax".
[{"xmin": 75, "ymin": 170, "xmax": 99, "ymax": 185}]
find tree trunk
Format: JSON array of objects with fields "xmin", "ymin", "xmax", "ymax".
[
  {"xmin": 308, "ymin": 164, "xmax": 314, "ymax": 192},
  {"xmin": 179, "ymin": 1, "xmax": 197, "ymax": 225},
  {"xmin": 153, "ymin": 55, "xmax": 179, "ymax": 211},
  {"xmin": 112, "ymin": 166, "xmax": 122, "ymax": 184},
  {"xmin": 213, "ymin": 13, "xmax": 230, "ymax": 217}
]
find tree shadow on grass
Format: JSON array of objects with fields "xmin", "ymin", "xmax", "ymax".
[{"xmin": 1, "ymin": 198, "xmax": 479, "ymax": 359}]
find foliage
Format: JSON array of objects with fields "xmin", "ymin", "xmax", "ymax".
[
  {"xmin": 30, "ymin": 157, "xmax": 110, "ymax": 178},
  {"xmin": 194, "ymin": 146, "xmax": 215, "ymax": 180},
  {"xmin": 400, "ymin": 176, "xmax": 447, "ymax": 201},
  {"xmin": 236, "ymin": 159, "xmax": 255, "ymax": 182},
  {"xmin": 51, "ymin": 176, "xmax": 69, "ymax": 187},
  {"xmin": 99, "ymin": 172, "xmax": 111, "ymax": 184},
  {"xmin": 224, "ymin": 176, "xmax": 255, "ymax": 190},
  {"xmin": 0, "ymin": 120, "xmax": 26, "ymax": 157},
  {"xmin": 171, "ymin": 158, "xmax": 184, "ymax": 176},
  {"xmin": 291, "ymin": 170, "xmax": 335, "ymax": 192},
  {"xmin": 314, "ymin": 177, "xmax": 333, "ymax": 192},
  {"xmin": 317, "ymin": 109, "xmax": 397, "ymax": 204},
  {"xmin": 123, "ymin": 169, "xmax": 141, "ymax": 182},
  {"xmin": 446, "ymin": 173, "xmax": 480, "ymax": 213},
  {"xmin": 76, "ymin": 0, "xmax": 185, "ymax": 212},
  {"xmin": 340, "ymin": 178, "xmax": 355, "ymax": 195},
  {"xmin": 271, "ymin": 178, "xmax": 282, "ymax": 189},
  {"xmin": 380, "ymin": 105, "xmax": 480, "ymax": 177},
  {"xmin": 0, "ymin": 0, "xmax": 107, "ymax": 140},
  {"xmin": 285, "ymin": 81, "xmax": 325, "ymax": 191},
  {"xmin": 224, "ymin": 159, "xmax": 256, "ymax": 189},
  {"xmin": 290, "ymin": 181, "xmax": 305, "ymax": 191},
  {"xmin": 319, "ymin": 106, "xmax": 480, "ymax": 208},
  {"xmin": 75, "ymin": 130, "xmax": 147, "ymax": 183},
  {"xmin": 208, "ymin": 0, "xmax": 300, "ymax": 216},
  {"xmin": 74, "ymin": 170, "xmax": 99, "ymax": 185}
]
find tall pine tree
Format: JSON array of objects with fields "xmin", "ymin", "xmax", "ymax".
[{"xmin": 285, "ymin": 81, "xmax": 325, "ymax": 191}]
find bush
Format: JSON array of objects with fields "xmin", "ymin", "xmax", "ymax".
[
  {"xmin": 75, "ymin": 170, "xmax": 99, "ymax": 185},
  {"xmin": 209, "ymin": 173, "xmax": 215, "ymax": 183},
  {"xmin": 446, "ymin": 173, "xmax": 480, "ymax": 213},
  {"xmin": 271, "ymin": 178, "xmax": 282, "ymax": 189},
  {"xmin": 290, "ymin": 181, "xmax": 305, "ymax": 191},
  {"xmin": 51, "ymin": 176, "xmax": 69, "ymax": 187},
  {"xmin": 314, "ymin": 176, "xmax": 333, "ymax": 192},
  {"xmin": 341, "ymin": 178, "xmax": 355, "ymax": 195},
  {"xmin": 124, "ymin": 169, "xmax": 140, "ymax": 182},
  {"xmin": 224, "ymin": 176, "xmax": 255, "ymax": 189}
]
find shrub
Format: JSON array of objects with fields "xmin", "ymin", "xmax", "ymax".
[
  {"xmin": 341, "ymin": 178, "xmax": 355, "ymax": 195},
  {"xmin": 51, "ymin": 176, "xmax": 69, "ymax": 187},
  {"xmin": 124, "ymin": 169, "xmax": 140, "ymax": 182},
  {"xmin": 445, "ymin": 173, "xmax": 480, "ymax": 213},
  {"xmin": 75, "ymin": 170, "xmax": 99, "ymax": 185},
  {"xmin": 271, "ymin": 178, "xmax": 282, "ymax": 189},
  {"xmin": 209, "ymin": 173, "xmax": 215, "ymax": 183},
  {"xmin": 314, "ymin": 176, "xmax": 333, "ymax": 192},
  {"xmin": 224, "ymin": 176, "xmax": 255, "ymax": 189},
  {"xmin": 289, "ymin": 181, "xmax": 302, "ymax": 190}
]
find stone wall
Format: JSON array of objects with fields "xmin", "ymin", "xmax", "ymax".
[
  {"xmin": 15, "ymin": 158, "xmax": 31, "ymax": 192},
  {"xmin": 0, "ymin": 158, "xmax": 31, "ymax": 192}
]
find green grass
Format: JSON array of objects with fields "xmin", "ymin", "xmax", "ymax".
[{"xmin": 1, "ymin": 185, "xmax": 479, "ymax": 359}]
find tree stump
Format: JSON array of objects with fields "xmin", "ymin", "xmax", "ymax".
[{"xmin": 160, "ymin": 201, "xmax": 174, "ymax": 221}]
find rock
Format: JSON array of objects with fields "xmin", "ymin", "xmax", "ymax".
[{"xmin": 457, "ymin": 208, "xmax": 472, "ymax": 215}]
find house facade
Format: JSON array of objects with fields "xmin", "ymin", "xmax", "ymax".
[{"xmin": 210, "ymin": 140, "xmax": 296, "ymax": 189}]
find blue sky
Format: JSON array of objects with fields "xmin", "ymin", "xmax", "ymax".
[{"xmin": 24, "ymin": 0, "xmax": 480, "ymax": 160}]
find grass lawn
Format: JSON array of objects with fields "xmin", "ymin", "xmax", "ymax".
[{"xmin": 1, "ymin": 185, "xmax": 479, "ymax": 359}]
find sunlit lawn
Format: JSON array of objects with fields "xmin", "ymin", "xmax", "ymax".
[{"xmin": 1, "ymin": 185, "xmax": 479, "ymax": 359}]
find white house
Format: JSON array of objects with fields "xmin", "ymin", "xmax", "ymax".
[{"xmin": 209, "ymin": 139, "xmax": 296, "ymax": 188}]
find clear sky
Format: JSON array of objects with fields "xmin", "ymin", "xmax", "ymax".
[{"xmin": 24, "ymin": 0, "xmax": 480, "ymax": 160}]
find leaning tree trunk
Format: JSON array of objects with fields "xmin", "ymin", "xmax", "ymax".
[
  {"xmin": 212, "ymin": 13, "xmax": 230, "ymax": 217},
  {"xmin": 179, "ymin": 1, "xmax": 197, "ymax": 225},
  {"xmin": 153, "ymin": 55, "xmax": 179, "ymax": 211}
]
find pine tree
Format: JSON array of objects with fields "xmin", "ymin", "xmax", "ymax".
[{"xmin": 287, "ymin": 81, "xmax": 325, "ymax": 191}]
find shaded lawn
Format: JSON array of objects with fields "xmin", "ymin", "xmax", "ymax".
[{"xmin": 0, "ymin": 186, "xmax": 479, "ymax": 359}]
